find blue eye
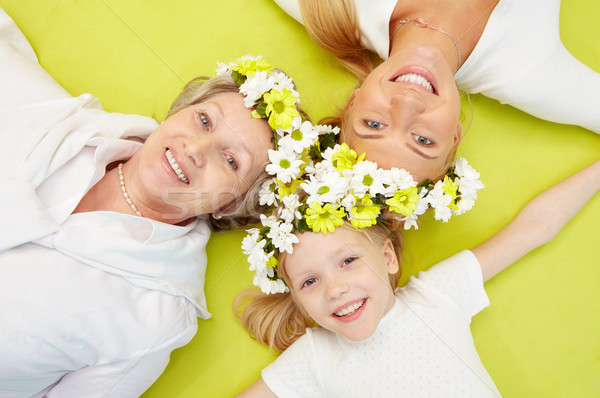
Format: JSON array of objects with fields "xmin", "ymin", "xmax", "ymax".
[
  {"xmin": 342, "ymin": 257, "xmax": 356, "ymax": 266},
  {"xmin": 413, "ymin": 134, "xmax": 433, "ymax": 146},
  {"xmin": 365, "ymin": 120, "xmax": 385, "ymax": 130},
  {"xmin": 302, "ymin": 277, "xmax": 317, "ymax": 288},
  {"xmin": 198, "ymin": 113, "xmax": 211, "ymax": 129},
  {"xmin": 226, "ymin": 154, "xmax": 238, "ymax": 171}
]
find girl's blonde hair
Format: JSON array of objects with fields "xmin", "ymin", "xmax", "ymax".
[
  {"xmin": 233, "ymin": 223, "xmax": 403, "ymax": 353},
  {"xmin": 165, "ymin": 74, "xmax": 277, "ymax": 232},
  {"xmin": 298, "ymin": 0, "xmax": 373, "ymax": 81}
]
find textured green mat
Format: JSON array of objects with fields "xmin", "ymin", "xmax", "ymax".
[{"xmin": 2, "ymin": 1, "xmax": 598, "ymax": 396}]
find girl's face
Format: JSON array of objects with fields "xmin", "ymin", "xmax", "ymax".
[
  {"xmin": 129, "ymin": 92, "xmax": 273, "ymax": 222},
  {"xmin": 342, "ymin": 44, "xmax": 463, "ymax": 183},
  {"xmin": 284, "ymin": 225, "xmax": 398, "ymax": 341}
]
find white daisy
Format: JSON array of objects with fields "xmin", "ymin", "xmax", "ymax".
[
  {"xmin": 265, "ymin": 148, "xmax": 303, "ymax": 183},
  {"xmin": 239, "ymin": 71, "xmax": 274, "ymax": 108},
  {"xmin": 277, "ymin": 120, "xmax": 319, "ymax": 153},
  {"xmin": 267, "ymin": 221, "xmax": 299, "ymax": 254},
  {"xmin": 241, "ymin": 228, "xmax": 260, "ymax": 255},
  {"xmin": 274, "ymin": 115, "xmax": 303, "ymax": 139},
  {"xmin": 260, "ymin": 214, "xmax": 279, "ymax": 229},
  {"xmin": 271, "ymin": 71, "xmax": 299, "ymax": 100},
  {"xmin": 301, "ymin": 168, "xmax": 349, "ymax": 206},
  {"xmin": 350, "ymin": 161, "xmax": 386, "ymax": 197},
  {"xmin": 279, "ymin": 194, "xmax": 302, "ymax": 223},
  {"xmin": 215, "ymin": 61, "xmax": 231, "ymax": 76},
  {"xmin": 259, "ymin": 178, "xmax": 278, "ymax": 206},
  {"xmin": 314, "ymin": 124, "xmax": 340, "ymax": 136},
  {"xmin": 254, "ymin": 270, "xmax": 288, "ymax": 294},
  {"xmin": 426, "ymin": 182, "xmax": 453, "ymax": 222},
  {"xmin": 340, "ymin": 194, "xmax": 356, "ymax": 213}
]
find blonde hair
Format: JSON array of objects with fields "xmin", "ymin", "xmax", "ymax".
[
  {"xmin": 298, "ymin": 0, "xmax": 373, "ymax": 81},
  {"xmin": 233, "ymin": 223, "xmax": 403, "ymax": 353},
  {"xmin": 164, "ymin": 74, "xmax": 280, "ymax": 231}
]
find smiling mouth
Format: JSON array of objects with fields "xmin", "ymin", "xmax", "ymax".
[
  {"xmin": 165, "ymin": 148, "xmax": 189, "ymax": 184},
  {"xmin": 393, "ymin": 73, "xmax": 437, "ymax": 95},
  {"xmin": 334, "ymin": 299, "xmax": 366, "ymax": 317}
]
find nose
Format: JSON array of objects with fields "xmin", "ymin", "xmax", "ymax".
[
  {"xmin": 389, "ymin": 90, "xmax": 427, "ymax": 117},
  {"xmin": 324, "ymin": 277, "xmax": 349, "ymax": 300},
  {"xmin": 184, "ymin": 134, "xmax": 213, "ymax": 168}
]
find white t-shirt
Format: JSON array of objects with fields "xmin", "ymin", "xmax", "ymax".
[
  {"xmin": 262, "ymin": 250, "xmax": 501, "ymax": 398},
  {"xmin": 273, "ymin": 0, "xmax": 600, "ymax": 133},
  {"xmin": 0, "ymin": 8, "xmax": 211, "ymax": 397}
]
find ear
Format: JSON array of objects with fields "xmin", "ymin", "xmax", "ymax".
[
  {"xmin": 382, "ymin": 238, "xmax": 399, "ymax": 275},
  {"xmin": 454, "ymin": 121, "xmax": 463, "ymax": 145},
  {"xmin": 348, "ymin": 88, "xmax": 360, "ymax": 107}
]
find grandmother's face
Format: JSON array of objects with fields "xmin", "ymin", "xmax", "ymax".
[
  {"xmin": 342, "ymin": 44, "xmax": 462, "ymax": 183},
  {"xmin": 131, "ymin": 92, "xmax": 273, "ymax": 222}
]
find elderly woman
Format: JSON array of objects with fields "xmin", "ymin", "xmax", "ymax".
[{"xmin": 0, "ymin": 7, "xmax": 299, "ymax": 397}]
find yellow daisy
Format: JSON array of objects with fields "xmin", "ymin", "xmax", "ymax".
[
  {"xmin": 263, "ymin": 89, "xmax": 300, "ymax": 130},
  {"xmin": 305, "ymin": 202, "xmax": 346, "ymax": 234},
  {"xmin": 350, "ymin": 195, "xmax": 381, "ymax": 228},
  {"xmin": 386, "ymin": 187, "xmax": 419, "ymax": 216}
]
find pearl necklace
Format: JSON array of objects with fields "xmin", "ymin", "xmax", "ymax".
[
  {"xmin": 391, "ymin": 18, "xmax": 462, "ymax": 70},
  {"xmin": 118, "ymin": 163, "xmax": 143, "ymax": 217}
]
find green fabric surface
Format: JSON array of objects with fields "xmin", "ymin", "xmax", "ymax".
[{"xmin": 2, "ymin": 0, "xmax": 598, "ymax": 396}]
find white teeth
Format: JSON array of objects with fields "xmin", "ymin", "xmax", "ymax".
[
  {"xmin": 335, "ymin": 300, "xmax": 365, "ymax": 317},
  {"xmin": 165, "ymin": 149, "xmax": 189, "ymax": 184},
  {"xmin": 394, "ymin": 73, "xmax": 434, "ymax": 93}
]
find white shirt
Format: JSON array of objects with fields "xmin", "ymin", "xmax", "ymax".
[
  {"xmin": 262, "ymin": 250, "xmax": 501, "ymax": 398},
  {"xmin": 273, "ymin": 0, "xmax": 600, "ymax": 133},
  {"xmin": 0, "ymin": 8, "xmax": 210, "ymax": 397}
]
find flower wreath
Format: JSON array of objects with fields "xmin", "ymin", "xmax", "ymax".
[
  {"xmin": 216, "ymin": 55, "xmax": 301, "ymax": 135},
  {"xmin": 242, "ymin": 120, "xmax": 485, "ymax": 294}
]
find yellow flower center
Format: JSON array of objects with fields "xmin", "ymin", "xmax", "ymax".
[
  {"xmin": 279, "ymin": 159, "xmax": 291, "ymax": 169},
  {"xmin": 273, "ymin": 101, "xmax": 286, "ymax": 114}
]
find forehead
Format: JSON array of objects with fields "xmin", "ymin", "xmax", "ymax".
[
  {"xmin": 287, "ymin": 227, "xmax": 371, "ymax": 267},
  {"xmin": 205, "ymin": 92, "xmax": 274, "ymax": 159}
]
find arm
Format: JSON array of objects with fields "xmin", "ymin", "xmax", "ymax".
[
  {"xmin": 235, "ymin": 377, "xmax": 277, "ymax": 398},
  {"xmin": 46, "ymin": 349, "xmax": 173, "ymax": 398},
  {"xmin": 472, "ymin": 159, "xmax": 600, "ymax": 282}
]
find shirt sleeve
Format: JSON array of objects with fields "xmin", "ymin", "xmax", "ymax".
[
  {"xmin": 262, "ymin": 329, "xmax": 326, "ymax": 398},
  {"xmin": 45, "ymin": 349, "xmax": 173, "ymax": 398},
  {"xmin": 405, "ymin": 250, "xmax": 489, "ymax": 320},
  {"xmin": 272, "ymin": 0, "xmax": 304, "ymax": 24},
  {"xmin": 0, "ymin": 7, "xmax": 72, "ymax": 109}
]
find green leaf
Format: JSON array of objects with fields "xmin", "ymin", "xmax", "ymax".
[
  {"xmin": 231, "ymin": 70, "xmax": 246, "ymax": 86},
  {"xmin": 320, "ymin": 132, "xmax": 337, "ymax": 150},
  {"xmin": 296, "ymin": 217, "xmax": 310, "ymax": 233},
  {"xmin": 308, "ymin": 143, "xmax": 323, "ymax": 160},
  {"xmin": 255, "ymin": 101, "xmax": 268, "ymax": 118}
]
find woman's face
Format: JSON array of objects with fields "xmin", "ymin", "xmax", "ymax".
[
  {"xmin": 130, "ymin": 91, "xmax": 273, "ymax": 222},
  {"xmin": 284, "ymin": 225, "xmax": 398, "ymax": 341},
  {"xmin": 342, "ymin": 44, "xmax": 463, "ymax": 183}
]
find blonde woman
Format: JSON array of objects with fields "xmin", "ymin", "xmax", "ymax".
[{"xmin": 274, "ymin": 0, "xmax": 599, "ymax": 181}]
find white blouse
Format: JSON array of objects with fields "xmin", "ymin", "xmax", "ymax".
[{"xmin": 0, "ymin": 8, "xmax": 211, "ymax": 397}]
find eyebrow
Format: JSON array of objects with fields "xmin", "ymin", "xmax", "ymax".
[
  {"xmin": 405, "ymin": 143, "xmax": 438, "ymax": 160},
  {"xmin": 353, "ymin": 130, "xmax": 439, "ymax": 160}
]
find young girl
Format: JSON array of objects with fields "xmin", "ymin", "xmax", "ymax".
[
  {"xmin": 273, "ymin": 0, "xmax": 600, "ymax": 181},
  {"xmin": 234, "ymin": 156, "xmax": 600, "ymax": 397}
]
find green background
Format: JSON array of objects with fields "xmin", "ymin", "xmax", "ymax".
[{"xmin": 2, "ymin": 1, "xmax": 599, "ymax": 396}]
